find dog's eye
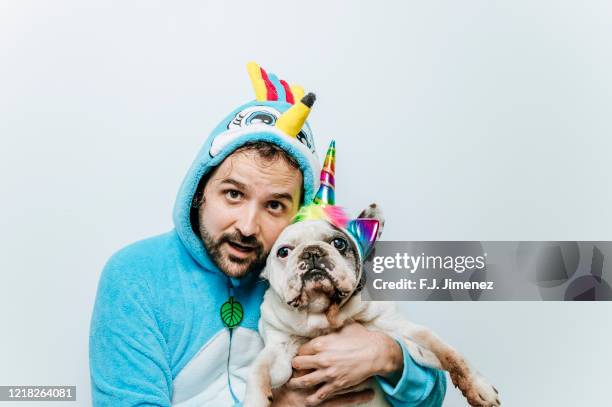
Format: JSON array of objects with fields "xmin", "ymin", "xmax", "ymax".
[
  {"xmin": 331, "ymin": 238, "xmax": 348, "ymax": 252},
  {"xmin": 277, "ymin": 246, "xmax": 292, "ymax": 258}
]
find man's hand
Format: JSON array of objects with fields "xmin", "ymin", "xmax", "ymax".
[
  {"xmin": 271, "ymin": 385, "xmax": 374, "ymax": 407},
  {"xmin": 287, "ymin": 323, "xmax": 404, "ymax": 406}
]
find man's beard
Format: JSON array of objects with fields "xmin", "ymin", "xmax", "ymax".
[{"xmin": 200, "ymin": 227, "xmax": 268, "ymax": 278}]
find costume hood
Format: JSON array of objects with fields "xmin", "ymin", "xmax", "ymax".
[{"xmin": 172, "ymin": 62, "xmax": 320, "ymax": 282}]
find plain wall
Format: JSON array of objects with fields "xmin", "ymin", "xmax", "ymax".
[{"xmin": 1, "ymin": 1, "xmax": 611, "ymax": 405}]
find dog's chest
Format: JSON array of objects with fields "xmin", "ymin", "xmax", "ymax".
[
  {"xmin": 287, "ymin": 311, "xmax": 351, "ymax": 338},
  {"xmin": 304, "ymin": 313, "xmax": 333, "ymax": 334}
]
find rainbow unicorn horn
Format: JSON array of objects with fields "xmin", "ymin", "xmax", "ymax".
[{"xmin": 313, "ymin": 140, "xmax": 336, "ymax": 206}]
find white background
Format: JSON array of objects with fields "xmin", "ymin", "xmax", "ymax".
[{"xmin": 1, "ymin": 1, "xmax": 611, "ymax": 406}]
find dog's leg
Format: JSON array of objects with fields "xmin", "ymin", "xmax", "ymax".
[
  {"xmin": 269, "ymin": 338, "xmax": 302, "ymax": 388},
  {"xmin": 244, "ymin": 346, "xmax": 275, "ymax": 407},
  {"xmin": 401, "ymin": 323, "xmax": 499, "ymax": 407},
  {"xmin": 360, "ymin": 304, "xmax": 500, "ymax": 407},
  {"xmin": 244, "ymin": 330, "xmax": 302, "ymax": 407}
]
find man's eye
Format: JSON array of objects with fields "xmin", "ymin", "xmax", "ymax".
[
  {"xmin": 267, "ymin": 201, "xmax": 285, "ymax": 213},
  {"xmin": 225, "ymin": 190, "xmax": 243, "ymax": 201}
]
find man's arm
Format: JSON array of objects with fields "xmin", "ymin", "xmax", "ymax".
[
  {"xmin": 289, "ymin": 323, "xmax": 446, "ymax": 407},
  {"xmin": 89, "ymin": 253, "xmax": 173, "ymax": 406},
  {"xmin": 375, "ymin": 338, "xmax": 447, "ymax": 407}
]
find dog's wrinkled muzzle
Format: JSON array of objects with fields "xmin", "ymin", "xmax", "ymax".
[
  {"xmin": 298, "ymin": 245, "xmax": 335, "ymax": 289},
  {"xmin": 284, "ymin": 244, "xmax": 355, "ymax": 311},
  {"xmin": 298, "ymin": 245, "xmax": 334, "ymax": 270}
]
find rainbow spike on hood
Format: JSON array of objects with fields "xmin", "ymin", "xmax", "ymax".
[{"xmin": 293, "ymin": 141, "xmax": 379, "ymax": 260}]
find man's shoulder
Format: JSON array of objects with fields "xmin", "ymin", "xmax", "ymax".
[
  {"xmin": 107, "ymin": 230, "xmax": 181, "ymax": 263},
  {"xmin": 101, "ymin": 231, "xmax": 186, "ymax": 284}
]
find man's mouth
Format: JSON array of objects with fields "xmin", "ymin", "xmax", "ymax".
[{"xmin": 226, "ymin": 240, "xmax": 257, "ymax": 254}]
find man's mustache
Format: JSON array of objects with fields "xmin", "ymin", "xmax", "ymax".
[{"xmin": 216, "ymin": 231, "xmax": 263, "ymax": 253}]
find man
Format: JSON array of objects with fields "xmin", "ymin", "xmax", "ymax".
[{"xmin": 89, "ymin": 63, "xmax": 446, "ymax": 406}]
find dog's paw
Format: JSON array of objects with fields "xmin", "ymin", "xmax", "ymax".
[
  {"xmin": 243, "ymin": 391, "xmax": 272, "ymax": 407},
  {"xmin": 269, "ymin": 356, "xmax": 293, "ymax": 388},
  {"xmin": 462, "ymin": 373, "xmax": 500, "ymax": 407},
  {"xmin": 443, "ymin": 352, "xmax": 499, "ymax": 407},
  {"xmin": 243, "ymin": 383, "xmax": 273, "ymax": 407}
]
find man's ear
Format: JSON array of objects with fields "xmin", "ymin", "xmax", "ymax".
[{"xmin": 357, "ymin": 203, "xmax": 385, "ymax": 240}]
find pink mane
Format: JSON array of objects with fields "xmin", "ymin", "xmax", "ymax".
[{"xmin": 323, "ymin": 205, "xmax": 349, "ymax": 228}]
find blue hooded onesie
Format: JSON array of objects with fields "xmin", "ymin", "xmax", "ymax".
[{"xmin": 89, "ymin": 63, "xmax": 447, "ymax": 406}]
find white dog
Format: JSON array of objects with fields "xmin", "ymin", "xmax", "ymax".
[{"xmin": 244, "ymin": 203, "xmax": 501, "ymax": 407}]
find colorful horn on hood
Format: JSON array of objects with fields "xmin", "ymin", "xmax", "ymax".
[
  {"xmin": 313, "ymin": 140, "xmax": 335, "ymax": 205},
  {"xmin": 275, "ymin": 93, "xmax": 316, "ymax": 137}
]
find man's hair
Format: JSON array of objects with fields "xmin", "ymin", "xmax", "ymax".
[
  {"xmin": 190, "ymin": 141, "xmax": 304, "ymax": 237},
  {"xmin": 236, "ymin": 141, "xmax": 301, "ymax": 171}
]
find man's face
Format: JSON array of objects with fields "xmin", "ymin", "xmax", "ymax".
[{"xmin": 198, "ymin": 149, "xmax": 303, "ymax": 278}]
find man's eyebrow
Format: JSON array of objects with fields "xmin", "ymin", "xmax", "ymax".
[
  {"xmin": 217, "ymin": 179, "xmax": 295, "ymax": 203},
  {"xmin": 218, "ymin": 178, "xmax": 247, "ymax": 190},
  {"xmin": 270, "ymin": 192, "xmax": 295, "ymax": 202}
]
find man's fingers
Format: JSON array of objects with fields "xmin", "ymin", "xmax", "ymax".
[
  {"xmin": 318, "ymin": 389, "xmax": 375, "ymax": 407},
  {"xmin": 306, "ymin": 382, "xmax": 341, "ymax": 405},
  {"xmin": 292, "ymin": 355, "xmax": 326, "ymax": 370},
  {"xmin": 298, "ymin": 337, "xmax": 325, "ymax": 356},
  {"xmin": 327, "ymin": 381, "xmax": 370, "ymax": 398},
  {"xmin": 291, "ymin": 367, "xmax": 313, "ymax": 378},
  {"xmin": 287, "ymin": 369, "xmax": 328, "ymax": 389}
]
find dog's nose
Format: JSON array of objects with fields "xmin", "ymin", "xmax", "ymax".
[{"xmin": 299, "ymin": 245, "xmax": 326, "ymax": 264}]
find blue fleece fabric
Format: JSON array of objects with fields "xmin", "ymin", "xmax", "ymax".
[
  {"xmin": 376, "ymin": 340, "xmax": 448, "ymax": 406},
  {"xmin": 89, "ymin": 98, "xmax": 446, "ymax": 406}
]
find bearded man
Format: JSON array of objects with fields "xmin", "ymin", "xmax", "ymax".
[{"xmin": 89, "ymin": 63, "xmax": 446, "ymax": 406}]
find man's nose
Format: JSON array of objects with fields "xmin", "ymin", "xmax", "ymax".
[{"xmin": 235, "ymin": 203, "xmax": 260, "ymax": 237}]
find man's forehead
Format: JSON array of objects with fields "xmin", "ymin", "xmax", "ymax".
[{"xmin": 210, "ymin": 149, "xmax": 302, "ymax": 190}]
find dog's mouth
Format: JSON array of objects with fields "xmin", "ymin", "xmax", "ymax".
[
  {"xmin": 287, "ymin": 267, "xmax": 351, "ymax": 309},
  {"xmin": 303, "ymin": 268, "xmax": 330, "ymax": 281}
]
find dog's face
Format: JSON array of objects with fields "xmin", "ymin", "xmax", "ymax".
[{"xmin": 262, "ymin": 204, "xmax": 384, "ymax": 313}]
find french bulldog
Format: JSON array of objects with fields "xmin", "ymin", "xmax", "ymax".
[{"xmin": 244, "ymin": 204, "xmax": 501, "ymax": 407}]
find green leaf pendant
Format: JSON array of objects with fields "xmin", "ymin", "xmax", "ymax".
[{"xmin": 220, "ymin": 296, "xmax": 243, "ymax": 328}]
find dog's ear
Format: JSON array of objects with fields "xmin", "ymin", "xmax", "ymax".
[{"xmin": 357, "ymin": 203, "xmax": 385, "ymax": 240}]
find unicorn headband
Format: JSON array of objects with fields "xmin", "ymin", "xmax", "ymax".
[{"xmin": 293, "ymin": 141, "xmax": 380, "ymax": 261}]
